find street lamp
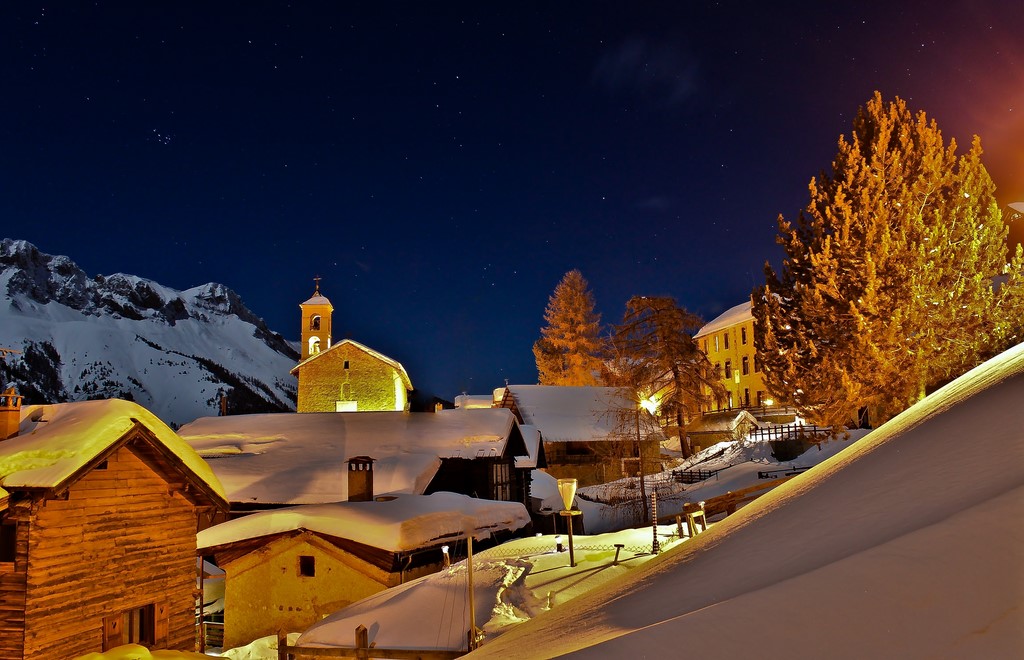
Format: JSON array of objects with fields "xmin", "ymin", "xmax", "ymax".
[{"xmin": 557, "ymin": 478, "xmax": 582, "ymax": 567}]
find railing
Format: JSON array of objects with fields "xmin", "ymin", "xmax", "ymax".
[
  {"xmin": 670, "ymin": 466, "xmax": 730, "ymax": 484},
  {"xmin": 757, "ymin": 465, "xmax": 812, "ymax": 479},
  {"xmin": 747, "ymin": 423, "xmax": 830, "ymax": 442}
]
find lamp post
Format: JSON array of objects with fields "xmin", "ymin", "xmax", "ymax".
[{"xmin": 556, "ymin": 478, "xmax": 582, "ymax": 568}]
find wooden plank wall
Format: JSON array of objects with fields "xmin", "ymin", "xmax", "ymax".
[{"xmin": 12, "ymin": 444, "xmax": 199, "ymax": 658}]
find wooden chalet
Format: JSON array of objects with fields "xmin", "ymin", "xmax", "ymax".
[
  {"xmin": 0, "ymin": 396, "xmax": 227, "ymax": 658},
  {"xmin": 495, "ymin": 385, "xmax": 663, "ymax": 487}
]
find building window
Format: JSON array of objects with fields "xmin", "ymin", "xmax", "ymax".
[
  {"xmin": 754, "ymin": 353, "xmax": 761, "ymax": 373},
  {"xmin": 741, "ymin": 326, "xmax": 747, "ymax": 345},
  {"xmin": 744, "ymin": 388, "xmax": 750, "ymax": 407},
  {"xmin": 0, "ymin": 521, "xmax": 16, "ymax": 563},
  {"xmin": 491, "ymin": 462, "xmax": 511, "ymax": 501},
  {"xmin": 714, "ymin": 335, "xmax": 719, "ymax": 352},
  {"xmin": 298, "ymin": 555, "xmax": 316, "ymax": 577},
  {"xmin": 308, "ymin": 337, "xmax": 321, "ymax": 355},
  {"xmin": 310, "ymin": 315, "xmax": 321, "ymax": 331},
  {"xmin": 125, "ymin": 605, "xmax": 155, "ymax": 646},
  {"xmin": 724, "ymin": 360, "xmax": 732, "ymax": 379},
  {"xmin": 724, "ymin": 332, "xmax": 730, "ymax": 349},
  {"xmin": 742, "ymin": 356, "xmax": 750, "ymax": 375},
  {"xmin": 727, "ymin": 391, "xmax": 734, "ymax": 408},
  {"xmin": 343, "ymin": 360, "xmax": 350, "ymax": 370},
  {"xmin": 715, "ymin": 363, "xmax": 722, "ymax": 380},
  {"xmin": 757, "ymin": 390, "xmax": 765, "ymax": 406},
  {"xmin": 703, "ymin": 339, "xmax": 708, "ymax": 354}
]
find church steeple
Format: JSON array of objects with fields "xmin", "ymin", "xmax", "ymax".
[{"xmin": 299, "ymin": 277, "xmax": 333, "ymax": 360}]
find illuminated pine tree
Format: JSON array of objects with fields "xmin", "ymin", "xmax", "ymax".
[
  {"xmin": 533, "ymin": 270, "xmax": 604, "ymax": 386},
  {"xmin": 753, "ymin": 92, "xmax": 1024, "ymax": 428},
  {"xmin": 606, "ymin": 296, "xmax": 724, "ymax": 458}
]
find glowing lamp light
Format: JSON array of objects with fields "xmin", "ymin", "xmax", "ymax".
[
  {"xmin": 764, "ymin": 398, "xmax": 774, "ymax": 406},
  {"xmin": 442, "ymin": 545, "xmax": 450, "ymax": 568},
  {"xmin": 555, "ymin": 535, "xmax": 564, "ymax": 553},
  {"xmin": 639, "ymin": 397, "xmax": 658, "ymax": 414}
]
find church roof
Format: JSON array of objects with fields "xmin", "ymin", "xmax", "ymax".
[
  {"xmin": 300, "ymin": 293, "xmax": 333, "ymax": 307},
  {"xmin": 290, "ymin": 338, "xmax": 413, "ymax": 391}
]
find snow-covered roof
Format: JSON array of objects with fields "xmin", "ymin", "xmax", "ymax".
[
  {"xmin": 0, "ymin": 399, "xmax": 226, "ymax": 499},
  {"xmin": 473, "ymin": 341, "xmax": 1024, "ymax": 658},
  {"xmin": 686, "ymin": 409, "xmax": 759, "ymax": 434},
  {"xmin": 454, "ymin": 394, "xmax": 494, "ymax": 409},
  {"xmin": 504, "ymin": 385, "xmax": 660, "ymax": 443},
  {"xmin": 1009, "ymin": 201, "xmax": 1024, "ymax": 213},
  {"xmin": 197, "ymin": 492, "xmax": 530, "ymax": 553},
  {"xmin": 178, "ymin": 408, "xmax": 523, "ymax": 505},
  {"xmin": 693, "ymin": 300, "xmax": 751, "ymax": 339},
  {"xmin": 300, "ymin": 293, "xmax": 333, "ymax": 307},
  {"xmin": 290, "ymin": 337, "xmax": 413, "ymax": 390},
  {"xmin": 515, "ymin": 424, "xmax": 542, "ymax": 469}
]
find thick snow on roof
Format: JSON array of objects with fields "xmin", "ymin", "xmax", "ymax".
[
  {"xmin": 0, "ymin": 398, "xmax": 225, "ymax": 497},
  {"xmin": 178, "ymin": 408, "xmax": 518, "ymax": 505},
  {"xmin": 198, "ymin": 492, "xmax": 530, "ymax": 553},
  {"xmin": 300, "ymin": 293, "xmax": 332, "ymax": 306},
  {"xmin": 505, "ymin": 385, "xmax": 659, "ymax": 443},
  {"xmin": 471, "ymin": 341, "xmax": 1024, "ymax": 658},
  {"xmin": 454, "ymin": 394, "xmax": 494, "ymax": 409},
  {"xmin": 686, "ymin": 409, "xmax": 759, "ymax": 433},
  {"xmin": 514, "ymin": 424, "xmax": 541, "ymax": 469},
  {"xmin": 693, "ymin": 300, "xmax": 751, "ymax": 338}
]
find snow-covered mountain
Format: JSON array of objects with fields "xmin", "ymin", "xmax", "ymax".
[{"xmin": 0, "ymin": 239, "xmax": 298, "ymax": 427}]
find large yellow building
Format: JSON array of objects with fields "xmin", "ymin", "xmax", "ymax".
[
  {"xmin": 694, "ymin": 301, "xmax": 772, "ymax": 411},
  {"xmin": 290, "ymin": 285, "xmax": 413, "ymax": 413}
]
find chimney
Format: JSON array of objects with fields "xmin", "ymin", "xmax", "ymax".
[
  {"xmin": 346, "ymin": 456, "xmax": 375, "ymax": 502},
  {"xmin": 0, "ymin": 387, "xmax": 23, "ymax": 440}
]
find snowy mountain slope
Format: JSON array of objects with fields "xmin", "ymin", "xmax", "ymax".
[{"xmin": 0, "ymin": 239, "xmax": 298, "ymax": 427}]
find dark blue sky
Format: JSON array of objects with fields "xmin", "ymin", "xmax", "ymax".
[{"xmin": 3, "ymin": 1, "xmax": 1022, "ymax": 399}]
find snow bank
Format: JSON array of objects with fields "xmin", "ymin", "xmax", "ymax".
[
  {"xmin": 296, "ymin": 527, "xmax": 685, "ymax": 652},
  {"xmin": 469, "ymin": 342, "xmax": 1024, "ymax": 658}
]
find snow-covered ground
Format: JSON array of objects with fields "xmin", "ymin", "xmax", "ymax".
[
  {"xmin": 471, "ymin": 341, "xmax": 1024, "ymax": 658},
  {"xmin": 535, "ymin": 424, "xmax": 871, "ymax": 535}
]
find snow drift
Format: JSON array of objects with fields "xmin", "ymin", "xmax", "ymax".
[{"xmin": 470, "ymin": 342, "xmax": 1024, "ymax": 659}]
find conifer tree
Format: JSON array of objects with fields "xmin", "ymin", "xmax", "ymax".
[
  {"xmin": 753, "ymin": 92, "xmax": 1024, "ymax": 428},
  {"xmin": 606, "ymin": 296, "xmax": 724, "ymax": 458},
  {"xmin": 533, "ymin": 270, "xmax": 604, "ymax": 386}
]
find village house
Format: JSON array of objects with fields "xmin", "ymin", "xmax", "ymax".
[
  {"xmin": 177, "ymin": 406, "xmax": 537, "ymax": 517},
  {"xmin": 493, "ymin": 385, "xmax": 662, "ymax": 487},
  {"xmin": 694, "ymin": 301, "xmax": 771, "ymax": 412},
  {"xmin": 291, "ymin": 284, "xmax": 413, "ymax": 413},
  {"xmin": 197, "ymin": 492, "xmax": 530, "ymax": 648},
  {"xmin": 0, "ymin": 392, "xmax": 227, "ymax": 658}
]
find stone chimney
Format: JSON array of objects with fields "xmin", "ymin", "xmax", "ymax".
[
  {"xmin": 0, "ymin": 387, "xmax": 23, "ymax": 440},
  {"xmin": 346, "ymin": 456, "xmax": 375, "ymax": 502}
]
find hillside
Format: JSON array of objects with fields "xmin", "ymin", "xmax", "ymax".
[{"xmin": 0, "ymin": 239, "xmax": 298, "ymax": 427}]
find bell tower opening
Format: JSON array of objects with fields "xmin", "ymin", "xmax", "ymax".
[{"xmin": 299, "ymin": 277, "xmax": 334, "ymax": 361}]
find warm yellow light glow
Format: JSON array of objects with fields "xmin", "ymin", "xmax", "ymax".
[
  {"xmin": 639, "ymin": 396, "xmax": 659, "ymax": 414},
  {"xmin": 765, "ymin": 398, "xmax": 774, "ymax": 406}
]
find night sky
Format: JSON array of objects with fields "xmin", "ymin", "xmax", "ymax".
[{"xmin": 3, "ymin": 1, "xmax": 1022, "ymax": 400}]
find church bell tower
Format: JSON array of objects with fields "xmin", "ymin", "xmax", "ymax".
[{"xmin": 300, "ymin": 277, "xmax": 333, "ymax": 360}]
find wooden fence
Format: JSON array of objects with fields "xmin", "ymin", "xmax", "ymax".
[{"xmin": 277, "ymin": 627, "xmax": 465, "ymax": 660}]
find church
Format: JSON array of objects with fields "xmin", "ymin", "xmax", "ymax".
[{"xmin": 290, "ymin": 283, "xmax": 413, "ymax": 413}]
